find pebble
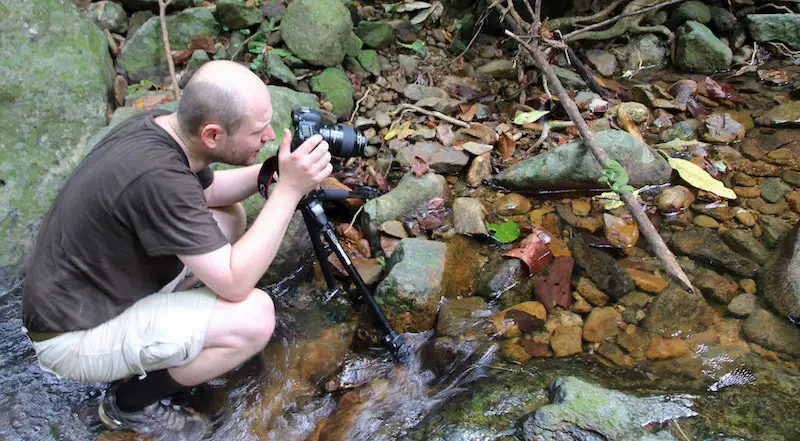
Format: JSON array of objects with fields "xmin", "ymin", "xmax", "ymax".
[
  {"xmin": 727, "ymin": 293, "xmax": 758, "ymax": 318},
  {"xmin": 788, "ymin": 191, "xmax": 800, "ymax": 212},
  {"xmin": 740, "ymin": 279, "xmax": 757, "ymax": 294},
  {"xmin": 734, "ymin": 186, "xmax": 761, "ymax": 198},
  {"xmin": 732, "ymin": 172, "xmax": 757, "ymax": 187},
  {"xmin": 782, "ymin": 170, "xmax": 800, "ymax": 186},
  {"xmin": 656, "ymin": 186, "xmax": 695, "ymax": 213},
  {"xmin": 493, "ymin": 193, "xmax": 531, "ymax": 216},
  {"xmin": 572, "ymin": 199, "xmax": 592, "ymax": 217},
  {"xmin": 734, "ymin": 210, "xmax": 757, "ymax": 227},
  {"xmin": 374, "ymin": 111, "xmax": 391, "ymax": 128},
  {"xmin": 624, "ymin": 268, "xmax": 669, "ymax": 294},
  {"xmin": 693, "ymin": 214, "xmax": 720, "ymax": 228}
]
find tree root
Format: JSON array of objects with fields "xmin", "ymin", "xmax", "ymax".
[
  {"xmin": 547, "ymin": 0, "xmax": 625, "ymax": 31},
  {"xmin": 556, "ymin": 0, "xmax": 681, "ymax": 42}
]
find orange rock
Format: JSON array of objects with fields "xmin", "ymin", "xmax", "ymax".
[
  {"xmin": 624, "ymin": 268, "xmax": 670, "ymax": 293},
  {"xmin": 551, "ymin": 326, "xmax": 583, "ymax": 357},
  {"xmin": 582, "ymin": 307, "xmax": 623, "ymax": 342},
  {"xmin": 646, "ymin": 337, "xmax": 688, "ymax": 359}
]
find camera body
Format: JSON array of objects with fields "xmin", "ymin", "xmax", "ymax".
[{"xmin": 291, "ymin": 107, "xmax": 367, "ymax": 157}]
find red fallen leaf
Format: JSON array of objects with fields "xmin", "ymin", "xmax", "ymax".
[
  {"xmin": 171, "ymin": 49, "xmax": 193, "ymax": 64},
  {"xmin": 520, "ymin": 340, "xmax": 551, "ymax": 357},
  {"xmin": 504, "ymin": 226, "xmax": 552, "ymax": 275},
  {"xmin": 703, "ymin": 77, "xmax": 727, "ymax": 99},
  {"xmin": 534, "ymin": 256, "xmax": 574, "ymax": 312},
  {"xmin": 412, "ymin": 155, "xmax": 430, "ymax": 177},
  {"xmin": 686, "ymin": 98, "xmax": 708, "ymax": 120},
  {"xmin": 366, "ymin": 165, "xmax": 389, "ymax": 192},
  {"xmin": 510, "ymin": 310, "xmax": 545, "ymax": 332}
]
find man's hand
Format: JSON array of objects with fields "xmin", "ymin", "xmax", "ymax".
[{"xmin": 274, "ymin": 129, "xmax": 333, "ymax": 200}]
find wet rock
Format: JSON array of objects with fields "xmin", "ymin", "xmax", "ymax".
[
  {"xmin": 397, "ymin": 54, "xmax": 418, "ymax": 73},
  {"xmin": 493, "ymin": 130, "xmax": 672, "ymax": 190},
  {"xmin": 747, "ymin": 14, "xmax": 800, "ymax": 50},
  {"xmin": 611, "ymin": 33, "xmax": 667, "ymax": 71},
  {"xmin": 616, "ymin": 325, "xmax": 649, "ymax": 360},
  {"xmin": 118, "ymin": 8, "xmax": 219, "ymax": 83},
  {"xmin": 552, "ymin": 66, "xmax": 586, "ymax": 90},
  {"xmin": 375, "ymin": 238, "xmax": 446, "ymax": 332},
  {"xmin": 217, "ymin": 0, "xmax": 262, "ymax": 29},
  {"xmin": 657, "ymin": 185, "xmax": 695, "ymax": 213},
  {"xmin": 519, "ymin": 377, "xmax": 696, "ymax": 441},
  {"xmin": 475, "ymin": 256, "xmax": 535, "ymax": 309},
  {"xmin": 361, "ymin": 172, "xmax": 448, "ymax": 230},
  {"xmin": 402, "ymin": 84, "xmax": 449, "ymax": 101},
  {"xmin": 788, "ymin": 191, "xmax": 800, "ymax": 212},
  {"xmin": 310, "ymin": 68, "xmax": 354, "ymax": 119},
  {"xmin": 575, "ymin": 277, "xmax": 609, "ymax": 307},
  {"xmin": 702, "ymin": 113, "xmax": 746, "ymax": 143},
  {"xmin": 453, "ymin": 197, "xmax": 489, "ymax": 236},
  {"xmin": 758, "ymin": 215, "xmax": 791, "ymax": 249},
  {"xmin": 466, "ymin": 152, "xmax": 492, "ymax": 187},
  {"xmin": 672, "ymin": 1, "xmax": 711, "ymax": 25},
  {"xmin": 735, "ymin": 185, "xmax": 761, "ymax": 197},
  {"xmin": 429, "ymin": 147, "xmax": 470, "ymax": 175},
  {"xmin": 710, "ymin": 6, "xmax": 737, "ymax": 33},
  {"xmin": 735, "ymin": 209, "xmax": 757, "ymax": 227},
  {"xmin": 758, "ymin": 178, "xmax": 792, "ymax": 203},
  {"xmin": 694, "ymin": 215, "xmax": 720, "ymax": 229},
  {"xmin": 266, "ymin": 53, "xmax": 298, "ymax": 87},
  {"xmin": 625, "ymin": 268, "xmax": 669, "ymax": 294},
  {"xmin": 759, "ymin": 222, "xmax": 800, "ymax": 322},
  {"xmin": 356, "ymin": 20, "xmax": 395, "ymax": 49},
  {"xmin": 571, "ymin": 235, "xmax": 635, "ymax": 300},
  {"xmin": 733, "ymin": 172, "xmax": 757, "ymax": 187},
  {"xmin": 585, "ymin": 49, "xmax": 616, "ymax": 76},
  {"xmin": 676, "ymin": 21, "xmax": 733, "ymax": 73},
  {"xmin": 754, "ymin": 101, "xmax": 800, "ymax": 127},
  {"xmin": 582, "ymin": 307, "xmax": 623, "ymax": 343},
  {"xmin": 281, "ymin": 0, "xmax": 352, "ymax": 67},
  {"xmin": 643, "ymin": 285, "xmax": 714, "ymax": 337},
  {"xmin": 615, "ymin": 102, "xmax": 651, "ymax": 123},
  {"xmin": 461, "ymin": 142, "xmax": 492, "ymax": 156},
  {"xmin": 436, "ymin": 296, "xmax": 491, "ymax": 337},
  {"xmin": 782, "ymin": 170, "xmax": 800, "ymax": 186},
  {"xmin": 728, "ymin": 293, "xmax": 758, "ymax": 318},
  {"xmin": 670, "ymin": 229, "xmax": 760, "ymax": 278},
  {"xmin": 570, "ymin": 292, "xmax": 592, "ymax": 315},
  {"xmin": 740, "ymin": 278, "xmax": 757, "ymax": 294},
  {"xmin": 493, "ymin": 193, "xmax": 531, "ymax": 216},
  {"xmin": 549, "ymin": 326, "xmax": 582, "ymax": 357},
  {"xmin": 357, "ymin": 50, "xmax": 381, "ymax": 76},
  {"xmin": 475, "ymin": 59, "xmax": 516, "ymax": 80},
  {"xmin": 660, "ymin": 119, "xmax": 701, "ymax": 142},
  {"xmin": 84, "ymin": 1, "xmax": 128, "ymax": 34},
  {"xmin": 571, "ymin": 200, "xmax": 591, "ymax": 217},
  {"xmin": 694, "ymin": 268, "xmax": 740, "ymax": 304},
  {"xmin": 603, "ymin": 213, "xmax": 640, "ymax": 252},
  {"xmin": 646, "ymin": 337, "xmax": 688, "ymax": 360},
  {"xmin": 742, "ymin": 309, "xmax": 800, "ymax": 357}
]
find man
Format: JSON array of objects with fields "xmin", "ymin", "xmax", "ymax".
[{"xmin": 21, "ymin": 60, "xmax": 332, "ymax": 438}]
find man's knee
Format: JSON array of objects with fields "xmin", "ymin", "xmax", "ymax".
[
  {"xmin": 237, "ymin": 289, "xmax": 275, "ymax": 348},
  {"xmin": 210, "ymin": 203, "xmax": 246, "ymax": 243}
]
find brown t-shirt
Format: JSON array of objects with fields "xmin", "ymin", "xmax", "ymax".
[{"xmin": 22, "ymin": 110, "xmax": 228, "ymax": 332}]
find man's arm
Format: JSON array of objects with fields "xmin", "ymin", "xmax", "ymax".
[
  {"xmin": 180, "ymin": 131, "xmax": 332, "ymax": 302},
  {"xmin": 204, "ymin": 164, "xmax": 261, "ymax": 208}
]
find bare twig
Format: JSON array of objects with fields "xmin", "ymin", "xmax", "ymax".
[
  {"xmin": 531, "ymin": 121, "xmax": 574, "ymax": 150},
  {"xmin": 157, "ymin": 0, "xmax": 180, "ymax": 100},
  {"xmin": 437, "ymin": 10, "xmax": 488, "ymax": 68},
  {"xmin": 348, "ymin": 89, "xmax": 373, "ymax": 124},
  {"xmin": 563, "ymin": 0, "xmax": 687, "ymax": 41},
  {"xmin": 547, "ymin": 0, "xmax": 626, "ymax": 30},
  {"xmin": 230, "ymin": 31, "xmax": 262, "ymax": 61},
  {"xmin": 501, "ymin": 22, "xmax": 695, "ymax": 294},
  {"xmin": 390, "ymin": 103, "xmax": 471, "ymax": 128}
]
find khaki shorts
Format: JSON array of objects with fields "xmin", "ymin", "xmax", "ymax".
[{"xmin": 25, "ymin": 269, "xmax": 218, "ymax": 383}]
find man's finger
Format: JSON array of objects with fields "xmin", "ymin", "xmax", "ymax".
[
  {"xmin": 293, "ymin": 134, "xmax": 324, "ymax": 156},
  {"xmin": 278, "ymin": 128, "xmax": 292, "ymax": 157}
]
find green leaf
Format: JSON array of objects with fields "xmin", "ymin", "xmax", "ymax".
[
  {"xmin": 240, "ymin": 29, "xmax": 251, "ymax": 35},
  {"xmin": 485, "ymin": 221, "xmax": 521, "ymax": 244},
  {"xmin": 398, "ymin": 40, "xmax": 428, "ymax": 57},
  {"xmin": 127, "ymin": 79, "xmax": 154, "ymax": 95},
  {"xmin": 513, "ymin": 110, "xmax": 549, "ymax": 125},
  {"xmin": 249, "ymin": 54, "xmax": 264, "ymax": 71},
  {"xmin": 268, "ymin": 48, "xmax": 302, "ymax": 64}
]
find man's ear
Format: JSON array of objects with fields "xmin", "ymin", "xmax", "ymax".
[{"xmin": 199, "ymin": 123, "xmax": 225, "ymax": 150}]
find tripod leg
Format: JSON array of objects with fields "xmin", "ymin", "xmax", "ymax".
[{"xmin": 301, "ymin": 208, "xmax": 338, "ymax": 291}]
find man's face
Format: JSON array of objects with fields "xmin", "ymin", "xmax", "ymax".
[{"xmin": 216, "ymin": 93, "xmax": 276, "ymax": 166}]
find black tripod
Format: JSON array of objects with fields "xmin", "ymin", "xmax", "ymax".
[{"xmin": 298, "ymin": 188, "xmax": 406, "ymax": 360}]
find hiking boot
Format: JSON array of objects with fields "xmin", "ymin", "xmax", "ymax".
[{"xmin": 99, "ymin": 386, "xmax": 212, "ymax": 441}]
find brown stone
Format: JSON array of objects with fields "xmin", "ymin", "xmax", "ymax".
[
  {"xmin": 646, "ymin": 337, "xmax": 688, "ymax": 360},
  {"xmin": 529, "ymin": 204, "xmax": 555, "ymax": 227},
  {"xmin": 693, "ymin": 214, "xmax": 720, "ymax": 228},
  {"xmin": 734, "ymin": 158, "xmax": 781, "ymax": 177},
  {"xmin": 624, "ymin": 268, "xmax": 670, "ymax": 293},
  {"xmin": 572, "ymin": 199, "xmax": 592, "ymax": 217},
  {"xmin": 735, "ymin": 209, "xmax": 757, "ymax": 226},
  {"xmin": 759, "ymin": 200, "xmax": 789, "ymax": 215},
  {"xmin": 583, "ymin": 307, "xmax": 623, "ymax": 342},
  {"xmin": 656, "ymin": 186, "xmax": 695, "ymax": 213},
  {"xmin": 597, "ymin": 342, "xmax": 634, "ymax": 366},
  {"xmin": 616, "ymin": 325, "xmax": 649, "ymax": 359},
  {"xmin": 740, "ymin": 278, "xmax": 757, "ymax": 294},
  {"xmin": 499, "ymin": 338, "xmax": 533, "ymax": 363},
  {"xmin": 732, "ymin": 172, "xmax": 757, "ymax": 187},
  {"xmin": 694, "ymin": 269, "xmax": 740, "ymax": 304},
  {"xmin": 788, "ymin": 191, "xmax": 800, "ymax": 212},
  {"xmin": 550, "ymin": 325, "xmax": 583, "ymax": 357},
  {"xmin": 576, "ymin": 277, "xmax": 609, "ymax": 306},
  {"xmin": 493, "ymin": 193, "xmax": 532, "ymax": 216},
  {"xmin": 734, "ymin": 186, "xmax": 761, "ymax": 198},
  {"xmin": 603, "ymin": 213, "xmax": 640, "ymax": 250},
  {"xmin": 466, "ymin": 153, "xmax": 492, "ymax": 187},
  {"xmin": 571, "ymin": 292, "xmax": 592, "ymax": 314},
  {"xmin": 576, "ymin": 215, "xmax": 604, "ymax": 233}
]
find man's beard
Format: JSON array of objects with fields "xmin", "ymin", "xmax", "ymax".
[{"xmin": 208, "ymin": 145, "xmax": 256, "ymax": 166}]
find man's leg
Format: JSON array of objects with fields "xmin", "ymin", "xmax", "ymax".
[{"xmin": 168, "ymin": 288, "xmax": 275, "ymax": 386}]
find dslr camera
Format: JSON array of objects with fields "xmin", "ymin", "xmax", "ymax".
[{"xmin": 291, "ymin": 107, "xmax": 367, "ymax": 157}]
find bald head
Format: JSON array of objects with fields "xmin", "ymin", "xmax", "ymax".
[{"xmin": 177, "ymin": 60, "xmax": 270, "ymax": 137}]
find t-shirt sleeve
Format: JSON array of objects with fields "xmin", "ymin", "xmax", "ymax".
[
  {"xmin": 196, "ymin": 166, "xmax": 213, "ymax": 189},
  {"xmin": 116, "ymin": 168, "xmax": 229, "ymax": 256}
]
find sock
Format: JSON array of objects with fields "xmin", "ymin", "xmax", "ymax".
[{"xmin": 114, "ymin": 369, "xmax": 188, "ymax": 412}]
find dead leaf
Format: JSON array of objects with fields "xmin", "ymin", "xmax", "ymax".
[
  {"xmin": 503, "ymin": 226, "xmax": 552, "ymax": 275},
  {"xmin": 593, "ymin": 76, "xmax": 625, "ymax": 94},
  {"xmin": 187, "ymin": 36, "xmax": 216, "ymax": 54},
  {"xmin": 664, "ymin": 155, "xmax": 736, "ymax": 199},
  {"xmin": 510, "ymin": 310, "xmax": 545, "ymax": 332},
  {"xmin": 758, "ymin": 69, "xmax": 793, "ymax": 85},
  {"xmin": 460, "ymin": 103, "xmax": 478, "ymax": 122},
  {"xmin": 436, "ymin": 123, "xmax": 455, "ymax": 146},
  {"xmin": 617, "ymin": 108, "xmax": 645, "ymax": 143},
  {"xmin": 703, "ymin": 76, "xmax": 727, "ymax": 99},
  {"xmin": 534, "ymin": 256, "xmax": 574, "ymax": 312},
  {"xmin": 498, "ymin": 133, "xmax": 516, "ymax": 160},
  {"xmin": 686, "ymin": 98, "xmax": 708, "ymax": 120},
  {"xmin": 520, "ymin": 340, "xmax": 551, "ymax": 357},
  {"xmin": 457, "ymin": 122, "xmax": 499, "ymax": 144},
  {"xmin": 171, "ymin": 49, "xmax": 193, "ymax": 64},
  {"xmin": 412, "ymin": 155, "xmax": 430, "ymax": 177}
]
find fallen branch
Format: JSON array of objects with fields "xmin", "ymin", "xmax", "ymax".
[
  {"xmin": 348, "ymin": 89, "xmax": 373, "ymax": 124},
  {"xmin": 499, "ymin": 3, "xmax": 695, "ymax": 294},
  {"xmin": 157, "ymin": 0, "xmax": 180, "ymax": 100},
  {"xmin": 390, "ymin": 103, "xmax": 471, "ymax": 129},
  {"xmin": 562, "ymin": 0, "xmax": 686, "ymax": 41},
  {"xmin": 547, "ymin": 0, "xmax": 626, "ymax": 30}
]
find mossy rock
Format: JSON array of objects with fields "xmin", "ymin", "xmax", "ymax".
[
  {"xmin": 281, "ymin": 0, "xmax": 353, "ymax": 67},
  {"xmin": 309, "ymin": 68, "xmax": 354, "ymax": 120}
]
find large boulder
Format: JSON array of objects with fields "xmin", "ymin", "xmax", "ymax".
[
  {"xmin": 281, "ymin": 0, "xmax": 353, "ymax": 67},
  {"xmin": 760, "ymin": 222, "xmax": 800, "ymax": 323},
  {"xmin": 747, "ymin": 14, "xmax": 800, "ymax": 50},
  {"xmin": 215, "ymin": 0, "xmax": 261, "ymax": 30},
  {"xmin": 492, "ymin": 130, "xmax": 672, "ymax": 190},
  {"xmin": 0, "ymin": 0, "xmax": 113, "ymax": 281},
  {"xmin": 675, "ymin": 21, "xmax": 732, "ymax": 73},
  {"xmin": 117, "ymin": 7, "xmax": 219, "ymax": 84}
]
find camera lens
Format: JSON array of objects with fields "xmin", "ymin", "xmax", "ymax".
[{"xmin": 319, "ymin": 125, "xmax": 367, "ymax": 157}]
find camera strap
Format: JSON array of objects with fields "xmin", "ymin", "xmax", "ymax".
[{"xmin": 257, "ymin": 155, "xmax": 279, "ymax": 199}]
